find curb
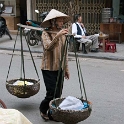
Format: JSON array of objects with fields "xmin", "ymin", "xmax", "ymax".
[
  {"xmin": 68, "ymin": 52, "xmax": 124, "ymax": 61},
  {"xmin": 0, "ymin": 47, "xmax": 124, "ymax": 61}
]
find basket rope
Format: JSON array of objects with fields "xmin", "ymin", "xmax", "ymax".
[
  {"xmin": 53, "ymin": 35, "xmax": 69, "ymax": 101},
  {"xmin": 50, "ymin": 35, "xmax": 91, "ymax": 123},
  {"xmin": 6, "ymin": 27, "xmax": 40, "ymax": 82},
  {"xmin": 53, "ymin": 34, "xmax": 89, "ymax": 107},
  {"xmin": 20, "ymin": 26, "xmax": 26, "ymax": 82},
  {"xmin": 72, "ymin": 36, "xmax": 88, "ymax": 101},
  {"xmin": 6, "ymin": 26, "xmax": 40, "ymax": 97},
  {"xmin": 24, "ymin": 30, "xmax": 40, "ymax": 80},
  {"xmin": 72, "ymin": 37, "xmax": 91, "ymax": 113},
  {"xmin": 6, "ymin": 29, "xmax": 19, "ymax": 82}
]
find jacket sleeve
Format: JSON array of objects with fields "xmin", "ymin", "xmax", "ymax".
[{"xmin": 42, "ymin": 31, "xmax": 59, "ymax": 50}]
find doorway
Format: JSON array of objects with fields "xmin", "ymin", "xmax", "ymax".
[{"xmin": 20, "ymin": 0, "xmax": 27, "ymax": 25}]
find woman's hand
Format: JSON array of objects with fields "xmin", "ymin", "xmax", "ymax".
[
  {"xmin": 65, "ymin": 72, "xmax": 70, "ymax": 80},
  {"xmin": 56, "ymin": 29, "xmax": 68, "ymax": 37}
]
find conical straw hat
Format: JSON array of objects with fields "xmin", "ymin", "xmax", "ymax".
[{"xmin": 41, "ymin": 9, "xmax": 70, "ymax": 28}]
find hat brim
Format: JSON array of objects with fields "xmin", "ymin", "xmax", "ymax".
[{"xmin": 41, "ymin": 16, "xmax": 71, "ymax": 28}]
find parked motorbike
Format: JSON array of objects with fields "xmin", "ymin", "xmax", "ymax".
[
  {"xmin": 24, "ymin": 10, "xmax": 48, "ymax": 46},
  {"xmin": 0, "ymin": 3, "xmax": 12, "ymax": 40}
]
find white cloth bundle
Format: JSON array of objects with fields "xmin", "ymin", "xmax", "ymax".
[
  {"xmin": 13, "ymin": 80, "xmax": 33, "ymax": 86},
  {"xmin": 59, "ymin": 96, "xmax": 85, "ymax": 111}
]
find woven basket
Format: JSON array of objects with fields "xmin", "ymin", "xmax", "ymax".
[
  {"xmin": 49, "ymin": 98, "xmax": 92, "ymax": 124},
  {"xmin": 6, "ymin": 78, "xmax": 40, "ymax": 98}
]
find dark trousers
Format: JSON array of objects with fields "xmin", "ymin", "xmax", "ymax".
[{"xmin": 39, "ymin": 69, "xmax": 64, "ymax": 114}]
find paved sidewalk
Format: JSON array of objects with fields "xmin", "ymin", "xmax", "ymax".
[{"xmin": 0, "ymin": 34, "xmax": 124, "ymax": 61}]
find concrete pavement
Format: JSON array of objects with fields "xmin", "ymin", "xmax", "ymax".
[
  {"xmin": 1, "ymin": 34, "xmax": 124, "ymax": 124},
  {"xmin": 0, "ymin": 34, "xmax": 124, "ymax": 61},
  {"xmin": 0, "ymin": 53, "xmax": 124, "ymax": 124}
]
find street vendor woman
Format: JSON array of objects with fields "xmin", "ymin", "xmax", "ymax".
[{"xmin": 39, "ymin": 9, "xmax": 70, "ymax": 121}]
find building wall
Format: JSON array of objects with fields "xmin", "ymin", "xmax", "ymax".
[
  {"xmin": 35, "ymin": 0, "xmax": 106, "ymax": 34},
  {"xmin": 27, "ymin": 0, "xmax": 124, "ymax": 33}
]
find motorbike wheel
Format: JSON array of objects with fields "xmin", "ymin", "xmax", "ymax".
[
  {"xmin": 28, "ymin": 30, "xmax": 39, "ymax": 46},
  {"xmin": 5, "ymin": 27, "xmax": 12, "ymax": 40}
]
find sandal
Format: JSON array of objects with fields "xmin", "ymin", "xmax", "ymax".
[{"xmin": 40, "ymin": 112, "xmax": 49, "ymax": 121}]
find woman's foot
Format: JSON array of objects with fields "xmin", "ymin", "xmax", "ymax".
[{"xmin": 40, "ymin": 112, "xmax": 49, "ymax": 121}]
